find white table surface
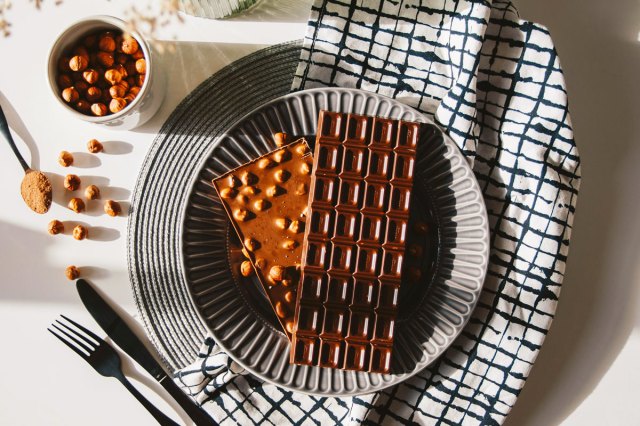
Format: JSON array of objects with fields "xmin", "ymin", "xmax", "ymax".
[{"xmin": 0, "ymin": 0, "xmax": 637, "ymax": 425}]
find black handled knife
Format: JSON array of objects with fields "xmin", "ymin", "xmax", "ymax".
[{"xmin": 76, "ymin": 279, "xmax": 217, "ymax": 426}]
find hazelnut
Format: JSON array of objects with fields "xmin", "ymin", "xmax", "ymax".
[
  {"xmin": 115, "ymin": 53, "xmax": 128, "ymax": 65},
  {"xmin": 300, "ymin": 206, "xmax": 308, "ymax": 218},
  {"xmin": 244, "ymin": 237, "xmax": 259, "ymax": 251},
  {"xmin": 243, "ymin": 186, "xmax": 258, "ymax": 195},
  {"xmin": 64, "ymin": 174, "xmax": 81, "ymax": 191},
  {"xmin": 128, "ymin": 86, "xmax": 140, "ymax": 97},
  {"xmin": 97, "ymin": 51, "xmax": 115, "ymax": 67},
  {"xmin": 254, "ymin": 199, "xmax": 270, "ymax": 211},
  {"xmin": 84, "ymin": 185, "xmax": 100, "ymax": 200},
  {"xmin": 48, "ymin": 220, "xmax": 64, "ymax": 235},
  {"xmin": 109, "ymin": 84, "xmax": 126, "ymax": 98},
  {"xmin": 124, "ymin": 61, "xmax": 137, "ymax": 77},
  {"xmin": 228, "ymin": 175, "xmax": 241, "ymax": 188},
  {"xmin": 407, "ymin": 244, "xmax": 423, "ymax": 258},
  {"xmin": 272, "ymin": 149, "xmax": 289, "ymax": 163},
  {"xmin": 240, "ymin": 260, "xmax": 254, "ymax": 277},
  {"xmin": 233, "ymin": 208, "xmax": 249, "ymax": 222},
  {"xmin": 266, "ymin": 185, "xmax": 282, "ymax": 197},
  {"xmin": 275, "ymin": 302, "xmax": 287, "ymax": 318},
  {"xmin": 240, "ymin": 171, "xmax": 257, "ymax": 186},
  {"xmin": 121, "ymin": 36, "xmax": 139, "ymax": 55},
  {"xmin": 285, "ymin": 321, "xmax": 294, "ymax": 334},
  {"xmin": 135, "ymin": 58, "xmax": 146, "ymax": 74},
  {"xmin": 57, "ymin": 74, "xmax": 73, "ymax": 89},
  {"xmin": 241, "ymin": 248, "xmax": 251, "ymax": 259},
  {"xmin": 295, "ymin": 143, "xmax": 309, "ymax": 155},
  {"xmin": 65, "ymin": 265, "xmax": 80, "ymax": 280},
  {"xmin": 86, "ymin": 86, "xmax": 102, "ymax": 103},
  {"xmin": 83, "ymin": 69, "xmax": 99, "ymax": 85},
  {"xmin": 274, "ymin": 132, "xmax": 288, "ymax": 147},
  {"xmin": 126, "ymin": 76, "xmax": 136, "ymax": 87},
  {"xmin": 73, "ymin": 225, "xmax": 88, "ymax": 241},
  {"xmin": 69, "ymin": 55, "xmax": 88, "ymax": 72},
  {"xmin": 255, "ymin": 258, "xmax": 267, "ymax": 270},
  {"xmin": 74, "ymin": 80, "xmax": 89, "ymax": 94},
  {"xmin": 58, "ymin": 56, "xmax": 71, "ymax": 72},
  {"xmin": 282, "ymin": 239, "xmax": 298, "ymax": 250},
  {"xmin": 98, "ymin": 34, "xmax": 116, "ymax": 52},
  {"xmin": 58, "ymin": 151, "xmax": 74, "ymax": 167},
  {"xmin": 87, "ymin": 139, "xmax": 103, "ymax": 153},
  {"xmin": 109, "ymin": 97, "xmax": 127, "ymax": 113},
  {"xmin": 295, "ymin": 183, "xmax": 308, "ymax": 196},
  {"xmin": 219, "ymin": 187, "xmax": 237, "ymax": 199},
  {"xmin": 257, "ymin": 158, "xmax": 274, "ymax": 169},
  {"xmin": 288, "ymin": 220, "xmax": 302, "ymax": 234},
  {"xmin": 135, "ymin": 74, "xmax": 145, "ymax": 87},
  {"xmin": 284, "ymin": 291, "xmax": 295, "ymax": 303},
  {"xmin": 275, "ymin": 217, "xmax": 290, "ymax": 230},
  {"xmin": 101, "ymin": 89, "xmax": 113, "ymax": 104},
  {"xmin": 75, "ymin": 100, "xmax": 91, "ymax": 114},
  {"xmin": 300, "ymin": 162, "xmax": 311, "ymax": 175},
  {"xmin": 236, "ymin": 194, "xmax": 249, "ymax": 204},
  {"xmin": 269, "ymin": 265, "xmax": 285, "ymax": 282},
  {"xmin": 73, "ymin": 46, "xmax": 90, "ymax": 61},
  {"xmin": 104, "ymin": 68, "xmax": 123, "ymax": 85},
  {"xmin": 104, "ymin": 200, "xmax": 121, "ymax": 217},
  {"xmin": 414, "ymin": 221, "xmax": 429, "ymax": 234},
  {"xmin": 61, "ymin": 87, "xmax": 79, "ymax": 103},
  {"xmin": 281, "ymin": 279, "xmax": 293, "ymax": 287},
  {"xmin": 68, "ymin": 197, "xmax": 85, "ymax": 213},
  {"xmin": 83, "ymin": 34, "xmax": 97, "ymax": 48},
  {"xmin": 114, "ymin": 63, "xmax": 129, "ymax": 79},
  {"xmin": 274, "ymin": 169, "xmax": 289, "ymax": 183},
  {"xmin": 91, "ymin": 103, "xmax": 108, "ymax": 116}
]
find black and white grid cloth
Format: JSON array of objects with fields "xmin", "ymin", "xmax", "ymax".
[{"xmin": 175, "ymin": 1, "xmax": 581, "ymax": 424}]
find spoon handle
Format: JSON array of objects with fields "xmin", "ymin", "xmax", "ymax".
[{"xmin": 0, "ymin": 103, "xmax": 30, "ymax": 172}]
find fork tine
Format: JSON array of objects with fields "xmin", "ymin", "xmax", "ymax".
[
  {"xmin": 51, "ymin": 322, "xmax": 94, "ymax": 354},
  {"xmin": 60, "ymin": 314, "xmax": 102, "ymax": 343},
  {"xmin": 48, "ymin": 327, "xmax": 88, "ymax": 359}
]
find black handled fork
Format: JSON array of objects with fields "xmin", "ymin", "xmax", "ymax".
[{"xmin": 48, "ymin": 315, "xmax": 179, "ymax": 426}]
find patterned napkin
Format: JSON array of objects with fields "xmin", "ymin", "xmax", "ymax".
[{"xmin": 175, "ymin": 1, "xmax": 581, "ymax": 424}]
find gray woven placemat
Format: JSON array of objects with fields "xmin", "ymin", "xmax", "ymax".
[{"xmin": 127, "ymin": 41, "xmax": 302, "ymax": 371}]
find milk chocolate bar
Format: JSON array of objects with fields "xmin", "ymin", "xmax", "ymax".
[
  {"xmin": 213, "ymin": 138, "xmax": 312, "ymax": 338},
  {"xmin": 290, "ymin": 111, "xmax": 423, "ymax": 373}
]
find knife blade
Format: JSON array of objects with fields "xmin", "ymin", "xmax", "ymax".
[{"xmin": 76, "ymin": 279, "xmax": 216, "ymax": 426}]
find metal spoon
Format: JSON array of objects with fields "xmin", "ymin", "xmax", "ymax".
[{"xmin": 0, "ymin": 103, "xmax": 52, "ymax": 214}]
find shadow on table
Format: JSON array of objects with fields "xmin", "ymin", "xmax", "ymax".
[
  {"xmin": 227, "ymin": 0, "xmax": 314, "ymax": 23},
  {"xmin": 505, "ymin": 0, "xmax": 640, "ymax": 424}
]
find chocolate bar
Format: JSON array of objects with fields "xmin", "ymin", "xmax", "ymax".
[
  {"xmin": 290, "ymin": 111, "xmax": 424, "ymax": 373},
  {"xmin": 213, "ymin": 138, "xmax": 312, "ymax": 337}
]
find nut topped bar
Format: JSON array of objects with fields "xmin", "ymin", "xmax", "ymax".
[
  {"xmin": 212, "ymin": 138, "xmax": 313, "ymax": 338},
  {"xmin": 290, "ymin": 111, "xmax": 423, "ymax": 374}
]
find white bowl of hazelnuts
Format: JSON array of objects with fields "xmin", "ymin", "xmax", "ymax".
[{"xmin": 47, "ymin": 15, "xmax": 166, "ymax": 130}]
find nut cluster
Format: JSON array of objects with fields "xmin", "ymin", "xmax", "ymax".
[{"xmin": 56, "ymin": 30, "xmax": 147, "ymax": 117}]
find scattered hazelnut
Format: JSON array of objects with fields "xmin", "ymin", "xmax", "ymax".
[
  {"xmin": 295, "ymin": 143, "xmax": 309, "ymax": 155},
  {"xmin": 243, "ymin": 186, "xmax": 258, "ymax": 195},
  {"xmin": 58, "ymin": 151, "xmax": 74, "ymax": 167},
  {"xmin": 96, "ymin": 51, "xmax": 115, "ymax": 67},
  {"xmin": 98, "ymin": 34, "xmax": 116, "ymax": 52},
  {"xmin": 69, "ymin": 55, "xmax": 88, "ymax": 72},
  {"xmin": 414, "ymin": 221, "xmax": 429, "ymax": 234},
  {"xmin": 281, "ymin": 279, "xmax": 293, "ymax": 287},
  {"xmin": 240, "ymin": 260, "xmax": 254, "ymax": 277},
  {"xmin": 91, "ymin": 103, "xmax": 108, "ymax": 116},
  {"xmin": 83, "ymin": 69, "xmax": 99, "ymax": 84},
  {"xmin": 254, "ymin": 199, "xmax": 269, "ymax": 211},
  {"xmin": 269, "ymin": 265, "xmax": 285, "ymax": 282},
  {"xmin": 85, "ymin": 185, "xmax": 100, "ymax": 200},
  {"xmin": 275, "ymin": 217, "xmax": 290, "ymax": 230},
  {"xmin": 65, "ymin": 265, "xmax": 80, "ymax": 280},
  {"xmin": 135, "ymin": 58, "xmax": 146, "ymax": 74},
  {"xmin": 75, "ymin": 100, "xmax": 91, "ymax": 114},
  {"xmin": 295, "ymin": 183, "xmax": 308, "ymax": 196},
  {"xmin": 300, "ymin": 162, "xmax": 311, "ymax": 175},
  {"xmin": 87, "ymin": 139, "xmax": 103, "ymax": 153},
  {"xmin": 285, "ymin": 321, "xmax": 294, "ymax": 334},
  {"xmin": 104, "ymin": 200, "xmax": 121, "ymax": 217},
  {"xmin": 241, "ymin": 247, "xmax": 251, "ymax": 259},
  {"xmin": 233, "ymin": 208, "xmax": 249, "ymax": 222},
  {"xmin": 109, "ymin": 97, "xmax": 127, "ymax": 113},
  {"xmin": 121, "ymin": 36, "xmax": 139, "ymax": 55},
  {"xmin": 284, "ymin": 291, "xmax": 295, "ymax": 303},
  {"xmin": 275, "ymin": 301, "xmax": 287, "ymax": 318},
  {"xmin": 274, "ymin": 169, "xmax": 290, "ymax": 183},
  {"xmin": 57, "ymin": 74, "xmax": 73, "ymax": 89},
  {"xmin": 109, "ymin": 84, "xmax": 126, "ymax": 98},
  {"xmin": 255, "ymin": 258, "xmax": 266, "ymax": 270},
  {"xmin": 73, "ymin": 225, "xmax": 88, "ymax": 241},
  {"xmin": 274, "ymin": 132, "xmax": 288, "ymax": 147},
  {"xmin": 64, "ymin": 174, "xmax": 81, "ymax": 191},
  {"xmin": 68, "ymin": 197, "xmax": 85, "ymax": 213},
  {"xmin": 282, "ymin": 239, "xmax": 298, "ymax": 250},
  {"xmin": 228, "ymin": 175, "xmax": 241, "ymax": 188},
  {"xmin": 86, "ymin": 86, "xmax": 102, "ymax": 102},
  {"xmin": 244, "ymin": 237, "xmax": 259, "ymax": 251},
  {"xmin": 266, "ymin": 185, "xmax": 282, "ymax": 197},
  {"xmin": 258, "ymin": 158, "xmax": 274, "ymax": 169},
  {"xmin": 272, "ymin": 149, "xmax": 289, "ymax": 163},
  {"xmin": 219, "ymin": 187, "xmax": 237, "ymax": 199},
  {"xmin": 288, "ymin": 220, "xmax": 302, "ymax": 234},
  {"xmin": 48, "ymin": 220, "xmax": 64, "ymax": 235},
  {"xmin": 61, "ymin": 87, "xmax": 79, "ymax": 103},
  {"xmin": 236, "ymin": 194, "xmax": 249, "ymax": 204},
  {"xmin": 240, "ymin": 171, "xmax": 257, "ymax": 186}
]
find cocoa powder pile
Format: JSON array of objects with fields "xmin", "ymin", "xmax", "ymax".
[{"xmin": 20, "ymin": 170, "xmax": 52, "ymax": 214}]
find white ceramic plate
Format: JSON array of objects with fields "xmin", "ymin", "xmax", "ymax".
[{"xmin": 181, "ymin": 88, "xmax": 489, "ymax": 396}]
